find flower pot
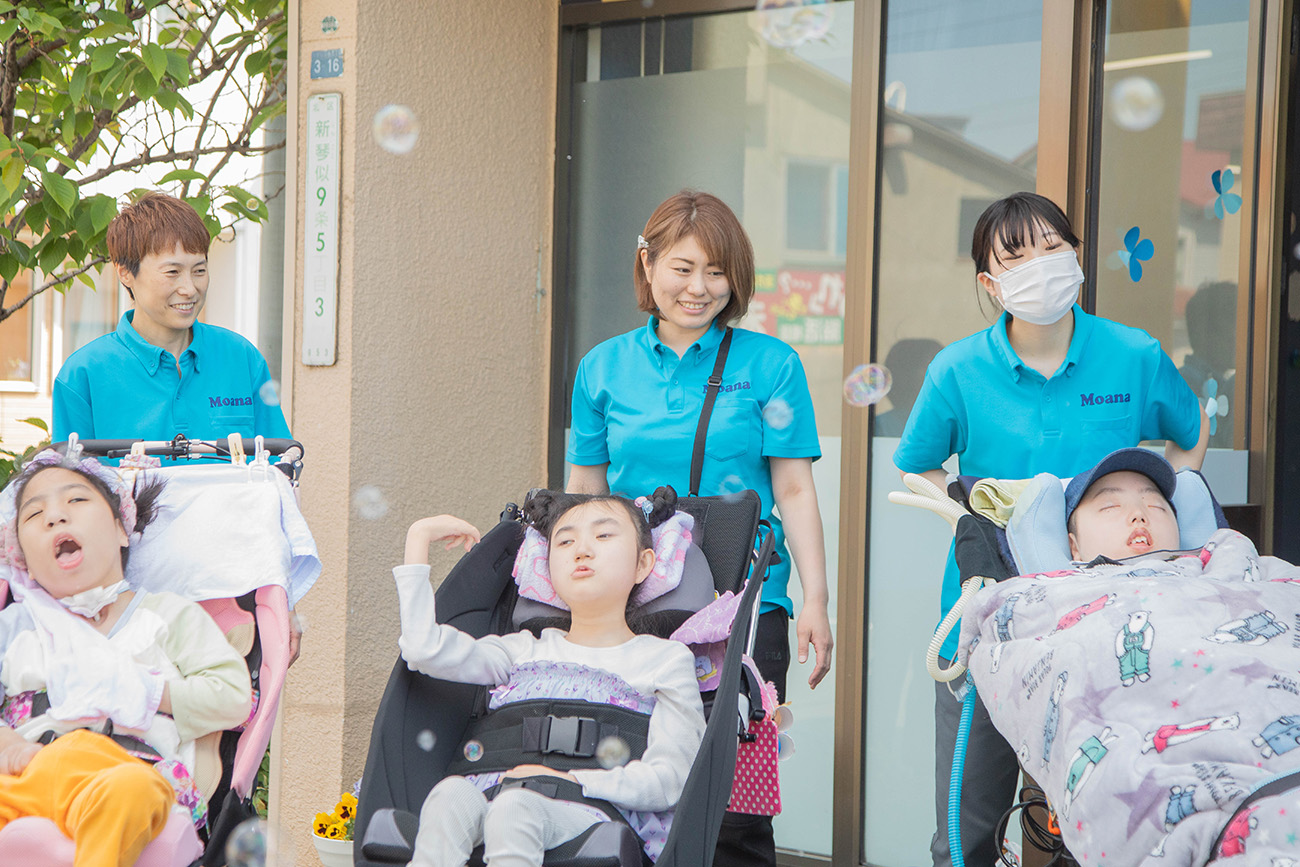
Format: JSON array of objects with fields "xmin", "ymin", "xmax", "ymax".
[{"xmin": 311, "ymin": 833, "xmax": 354, "ymax": 867}]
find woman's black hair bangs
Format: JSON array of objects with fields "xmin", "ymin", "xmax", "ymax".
[{"xmin": 972, "ymin": 193, "xmax": 1080, "ymax": 273}]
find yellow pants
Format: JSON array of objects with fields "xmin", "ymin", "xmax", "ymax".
[{"xmin": 0, "ymin": 729, "xmax": 174, "ymax": 867}]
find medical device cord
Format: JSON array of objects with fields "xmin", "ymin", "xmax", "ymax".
[
  {"xmin": 993, "ymin": 785, "xmax": 1077, "ymax": 867},
  {"xmin": 948, "ymin": 681, "xmax": 977, "ymax": 867}
]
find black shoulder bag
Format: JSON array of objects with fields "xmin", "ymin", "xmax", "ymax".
[{"xmin": 689, "ymin": 327, "xmax": 735, "ymax": 497}]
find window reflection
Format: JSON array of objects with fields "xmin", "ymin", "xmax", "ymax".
[
  {"xmin": 1093, "ymin": 1, "xmax": 1251, "ymax": 473},
  {"xmin": 867, "ymin": 0, "xmax": 1042, "ymax": 862}
]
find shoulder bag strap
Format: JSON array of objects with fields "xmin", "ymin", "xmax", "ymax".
[{"xmin": 690, "ymin": 327, "xmax": 734, "ymax": 497}]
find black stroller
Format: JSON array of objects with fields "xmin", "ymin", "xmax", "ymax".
[{"xmin": 355, "ymin": 490, "xmax": 773, "ymax": 867}]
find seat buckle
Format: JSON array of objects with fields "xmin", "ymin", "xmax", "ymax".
[
  {"xmin": 541, "ymin": 715, "xmax": 598, "ymax": 757},
  {"xmin": 707, "ymin": 374, "xmax": 723, "ymax": 388}
]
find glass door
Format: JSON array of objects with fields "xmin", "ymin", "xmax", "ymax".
[
  {"xmin": 554, "ymin": 3, "xmax": 856, "ymax": 858},
  {"xmin": 865, "ymin": 1, "xmax": 1043, "ymax": 863}
]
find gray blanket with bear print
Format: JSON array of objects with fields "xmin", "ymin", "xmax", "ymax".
[{"xmin": 958, "ymin": 528, "xmax": 1300, "ymax": 865}]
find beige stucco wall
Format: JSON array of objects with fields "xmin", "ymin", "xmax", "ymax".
[{"xmin": 275, "ymin": 0, "xmax": 556, "ymax": 854}]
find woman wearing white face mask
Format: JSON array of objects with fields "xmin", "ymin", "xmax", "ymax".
[{"xmin": 893, "ymin": 192, "xmax": 1209, "ymax": 867}]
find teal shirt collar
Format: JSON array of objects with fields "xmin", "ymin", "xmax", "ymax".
[
  {"xmin": 641, "ymin": 316, "xmax": 726, "ymax": 366},
  {"xmin": 990, "ymin": 304, "xmax": 1093, "ymax": 382},
  {"xmin": 117, "ymin": 311, "xmax": 203, "ymax": 375}
]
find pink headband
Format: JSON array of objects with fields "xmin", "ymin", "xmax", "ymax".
[{"xmin": 1, "ymin": 450, "xmax": 138, "ymax": 571}]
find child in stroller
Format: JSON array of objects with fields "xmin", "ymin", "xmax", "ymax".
[
  {"xmin": 904, "ymin": 447, "xmax": 1300, "ymax": 865},
  {"xmin": 0, "ymin": 450, "xmax": 253, "ymax": 867},
  {"xmin": 393, "ymin": 488, "xmax": 705, "ymax": 866}
]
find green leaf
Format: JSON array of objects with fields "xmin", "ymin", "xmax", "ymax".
[
  {"xmin": 249, "ymin": 99, "xmax": 286, "ymax": 134},
  {"xmin": 89, "ymin": 195, "xmax": 116, "ymax": 233},
  {"xmin": 24, "ymin": 199, "xmax": 46, "ymax": 232},
  {"xmin": 98, "ymin": 9, "xmax": 131, "ymax": 28},
  {"xmin": 0, "ymin": 19, "xmax": 19, "ymax": 42},
  {"xmin": 153, "ymin": 89, "xmax": 178, "ymax": 112},
  {"xmin": 244, "ymin": 49, "xmax": 269, "ymax": 77},
  {"xmin": 77, "ymin": 270, "xmax": 96, "ymax": 288},
  {"xmin": 165, "ymin": 49, "xmax": 190, "ymax": 85},
  {"xmin": 87, "ymin": 22, "xmax": 131, "ymax": 39},
  {"xmin": 69, "ymin": 64, "xmax": 89, "ymax": 105},
  {"xmin": 90, "ymin": 44, "xmax": 119, "ymax": 75},
  {"xmin": 185, "ymin": 196, "xmax": 211, "ymax": 230},
  {"xmin": 142, "ymin": 43, "xmax": 166, "ymax": 83},
  {"xmin": 38, "ymin": 236, "xmax": 68, "ymax": 274},
  {"xmin": 19, "ymin": 417, "xmax": 49, "ymax": 434},
  {"xmin": 0, "ymin": 256, "xmax": 18, "ymax": 285},
  {"xmin": 0, "ymin": 157, "xmax": 24, "ymax": 197},
  {"xmin": 40, "ymin": 170, "xmax": 77, "ymax": 216},
  {"xmin": 133, "ymin": 68, "xmax": 159, "ymax": 101},
  {"xmin": 159, "ymin": 167, "xmax": 206, "ymax": 184}
]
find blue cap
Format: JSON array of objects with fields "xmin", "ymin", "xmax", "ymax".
[{"xmin": 1064, "ymin": 448, "xmax": 1177, "ymax": 519}]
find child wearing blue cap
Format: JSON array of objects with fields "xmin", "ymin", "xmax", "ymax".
[{"xmin": 1064, "ymin": 448, "xmax": 1182, "ymax": 564}]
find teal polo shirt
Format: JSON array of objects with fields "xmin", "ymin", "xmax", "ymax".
[
  {"xmin": 52, "ymin": 311, "xmax": 291, "ymax": 444},
  {"xmin": 568, "ymin": 318, "xmax": 822, "ymax": 616},
  {"xmin": 893, "ymin": 306, "xmax": 1201, "ymax": 658}
]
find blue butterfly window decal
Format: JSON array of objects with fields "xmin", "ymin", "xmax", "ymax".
[
  {"xmin": 1211, "ymin": 168, "xmax": 1243, "ymax": 220},
  {"xmin": 1203, "ymin": 378, "xmax": 1228, "ymax": 435},
  {"xmin": 1118, "ymin": 226, "xmax": 1154, "ymax": 282}
]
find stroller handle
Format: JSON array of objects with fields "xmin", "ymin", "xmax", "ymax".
[{"xmin": 50, "ymin": 436, "xmax": 304, "ymax": 460}]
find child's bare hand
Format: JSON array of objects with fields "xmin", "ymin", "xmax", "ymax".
[
  {"xmin": 0, "ymin": 741, "xmax": 40, "ymax": 775},
  {"xmin": 504, "ymin": 764, "xmax": 577, "ymax": 783},
  {"xmin": 404, "ymin": 515, "xmax": 482, "ymax": 565}
]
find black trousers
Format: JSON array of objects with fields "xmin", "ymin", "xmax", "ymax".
[
  {"xmin": 930, "ymin": 661, "xmax": 1019, "ymax": 867},
  {"xmin": 711, "ymin": 609, "xmax": 789, "ymax": 867}
]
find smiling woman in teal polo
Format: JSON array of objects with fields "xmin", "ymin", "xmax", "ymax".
[
  {"xmin": 896, "ymin": 192, "xmax": 1208, "ymax": 867},
  {"xmin": 52, "ymin": 193, "xmax": 289, "ymax": 444},
  {"xmin": 567, "ymin": 190, "xmax": 831, "ymax": 867}
]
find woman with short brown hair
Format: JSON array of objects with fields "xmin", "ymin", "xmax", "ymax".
[{"xmin": 566, "ymin": 189, "xmax": 833, "ymax": 867}]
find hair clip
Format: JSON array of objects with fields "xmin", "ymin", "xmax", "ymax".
[
  {"xmin": 637, "ymin": 234, "xmax": 649, "ymax": 250},
  {"xmin": 634, "ymin": 495, "xmax": 654, "ymax": 520}
]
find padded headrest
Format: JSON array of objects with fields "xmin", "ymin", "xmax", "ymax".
[
  {"xmin": 512, "ymin": 543, "xmax": 716, "ymax": 635},
  {"xmin": 1006, "ymin": 468, "xmax": 1228, "ymax": 575}
]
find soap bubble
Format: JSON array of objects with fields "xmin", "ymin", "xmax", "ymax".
[
  {"xmin": 762, "ymin": 398, "xmax": 793, "ymax": 430},
  {"xmin": 258, "ymin": 379, "xmax": 281, "ymax": 407},
  {"xmin": 246, "ymin": 198, "xmax": 259, "ymax": 210},
  {"xmin": 1293, "ymin": 241, "xmax": 1300, "ymax": 260},
  {"xmin": 373, "ymin": 104, "xmax": 420, "ymax": 154},
  {"xmin": 463, "ymin": 739, "xmax": 484, "ymax": 762},
  {"xmin": 777, "ymin": 732, "xmax": 796, "ymax": 761},
  {"xmin": 417, "ymin": 729, "xmax": 436, "ymax": 751},
  {"xmin": 226, "ymin": 817, "xmax": 268, "ymax": 867},
  {"xmin": 1110, "ymin": 76, "xmax": 1164, "ymax": 132},
  {"xmin": 719, "ymin": 475, "xmax": 747, "ymax": 502},
  {"xmin": 773, "ymin": 704, "xmax": 794, "ymax": 733},
  {"xmin": 353, "ymin": 485, "xmax": 389, "ymax": 520},
  {"xmin": 843, "ymin": 363, "xmax": 892, "ymax": 407},
  {"xmin": 596, "ymin": 736, "xmax": 632, "ymax": 769},
  {"xmin": 757, "ymin": 0, "xmax": 834, "ymax": 49}
]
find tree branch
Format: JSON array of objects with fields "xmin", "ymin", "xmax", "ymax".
[{"xmin": 0, "ymin": 257, "xmax": 108, "ymax": 320}]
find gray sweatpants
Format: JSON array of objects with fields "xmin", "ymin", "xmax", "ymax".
[
  {"xmin": 407, "ymin": 776, "xmax": 604, "ymax": 867},
  {"xmin": 931, "ymin": 666, "xmax": 1019, "ymax": 867}
]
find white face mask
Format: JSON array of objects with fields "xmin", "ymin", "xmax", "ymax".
[
  {"xmin": 58, "ymin": 579, "xmax": 129, "ymax": 621},
  {"xmin": 984, "ymin": 249, "xmax": 1084, "ymax": 325}
]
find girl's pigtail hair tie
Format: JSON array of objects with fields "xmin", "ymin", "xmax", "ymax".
[
  {"xmin": 646, "ymin": 485, "xmax": 678, "ymax": 528},
  {"xmin": 522, "ymin": 490, "xmax": 558, "ymax": 534}
]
